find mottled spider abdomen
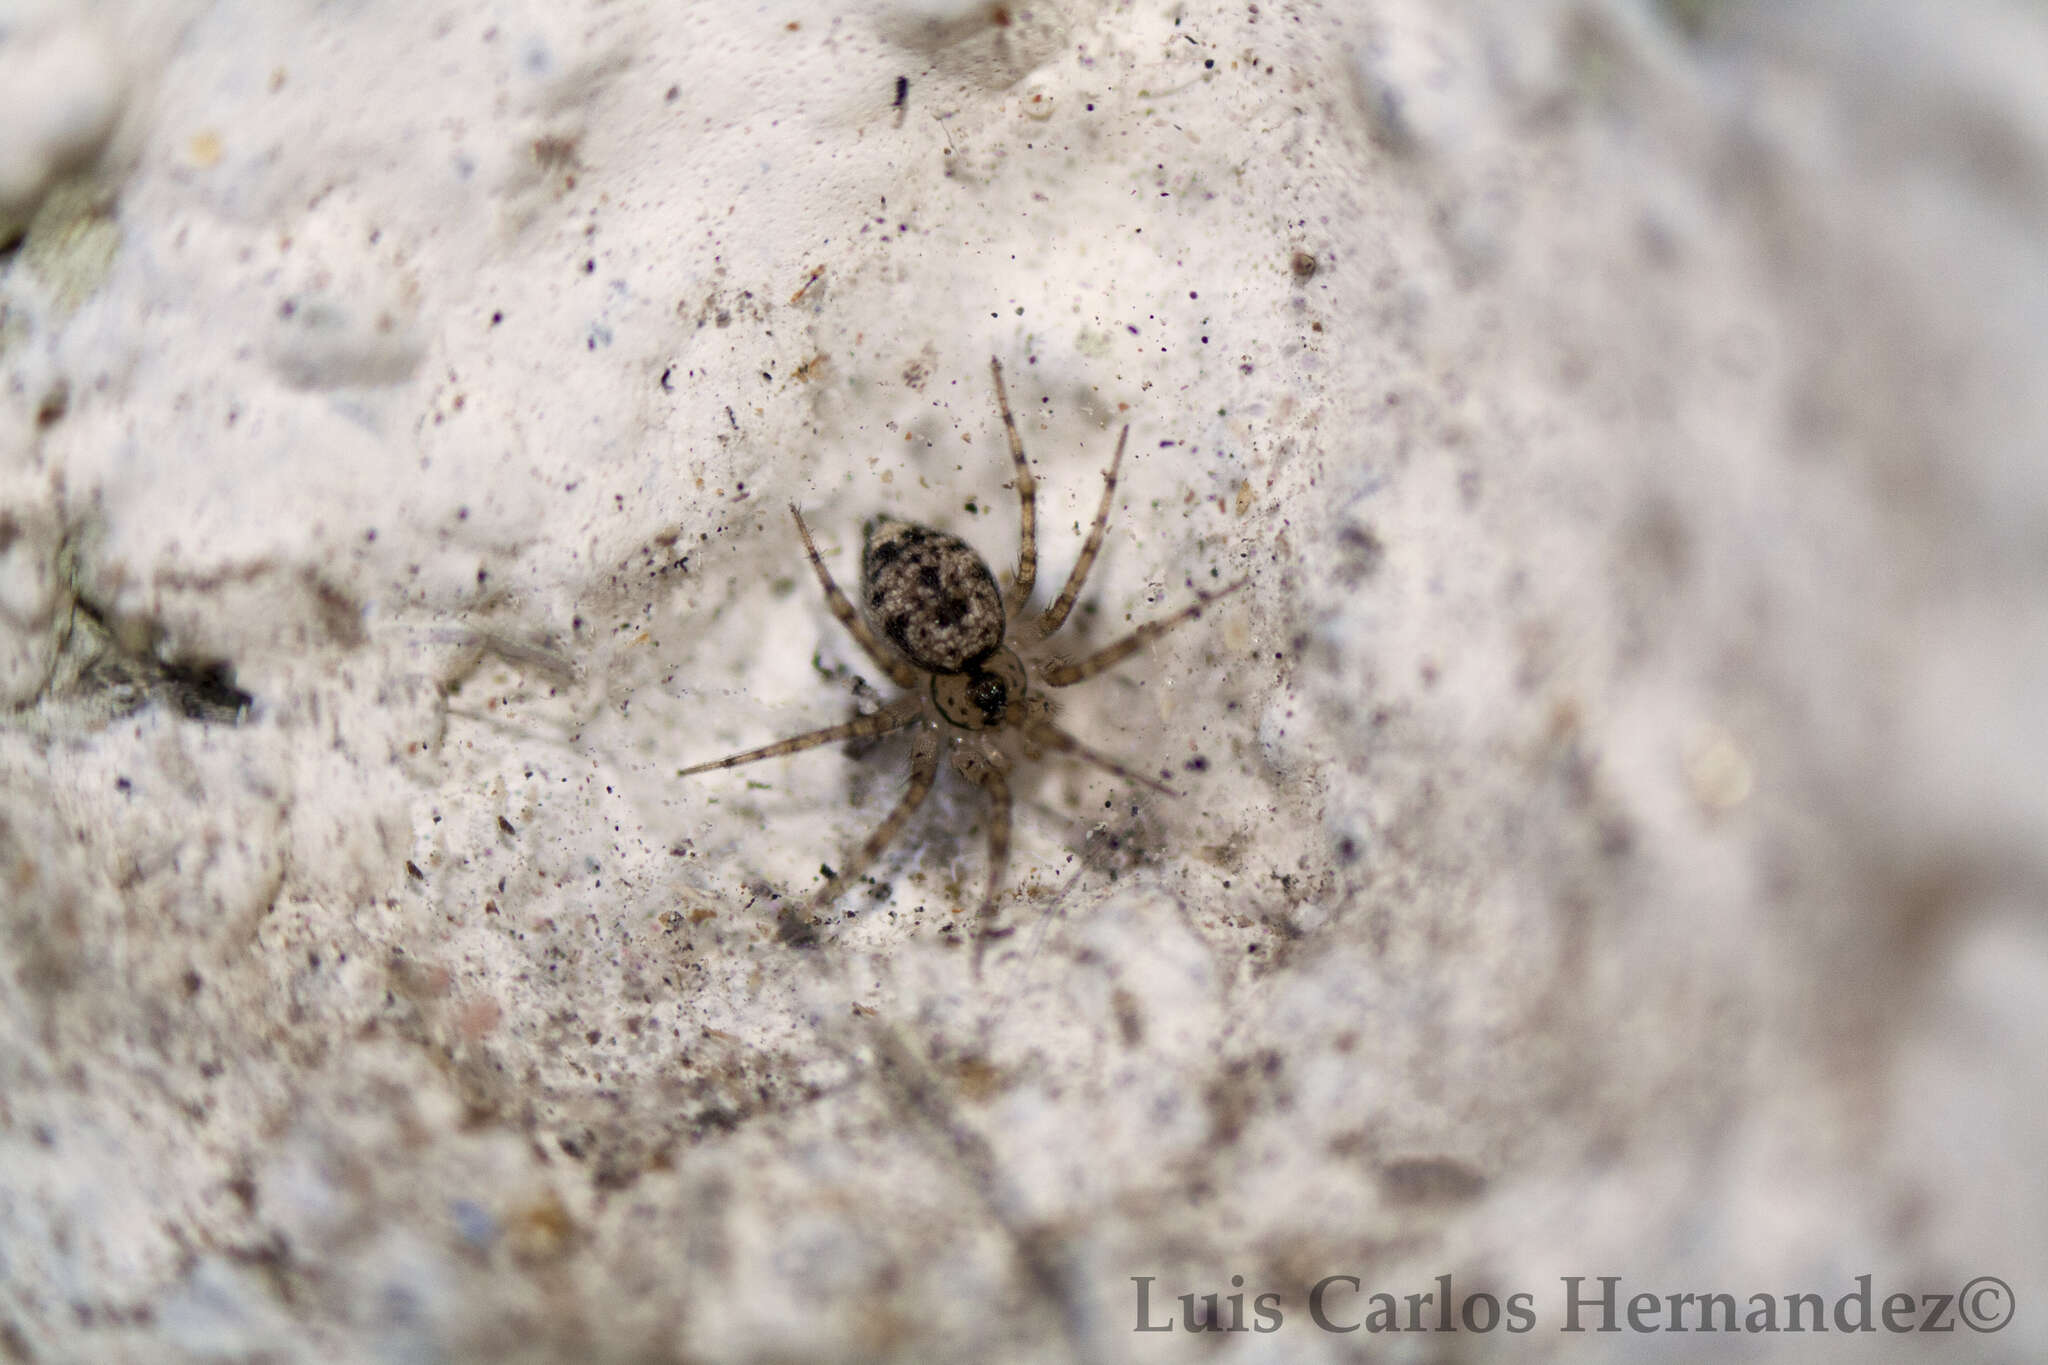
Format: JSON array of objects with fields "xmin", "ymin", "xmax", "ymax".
[{"xmin": 860, "ymin": 518, "xmax": 1005, "ymax": 673}]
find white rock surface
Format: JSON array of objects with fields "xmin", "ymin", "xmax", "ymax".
[
  {"xmin": 3, "ymin": 0, "xmax": 2044, "ymax": 1359},
  {"xmin": 0, "ymin": 6, "xmax": 124, "ymax": 241}
]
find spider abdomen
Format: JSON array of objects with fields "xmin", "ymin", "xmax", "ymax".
[{"xmin": 860, "ymin": 518, "xmax": 1006, "ymax": 673}]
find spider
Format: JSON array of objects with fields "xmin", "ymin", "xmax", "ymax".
[{"xmin": 680, "ymin": 357, "xmax": 1246, "ymax": 953}]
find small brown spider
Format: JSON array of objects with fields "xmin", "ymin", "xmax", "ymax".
[{"xmin": 680, "ymin": 357, "xmax": 1245, "ymax": 951}]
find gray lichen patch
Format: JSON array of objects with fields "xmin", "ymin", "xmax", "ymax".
[{"xmin": 15, "ymin": 178, "xmax": 121, "ymax": 318}]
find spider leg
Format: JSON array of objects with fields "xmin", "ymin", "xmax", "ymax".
[
  {"xmin": 955, "ymin": 753, "xmax": 1013, "ymax": 975},
  {"xmin": 805, "ymin": 722, "xmax": 942, "ymax": 914},
  {"xmin": 1032, "ymin": 423, "xmax": 1128, "ymax": 641},
  {"xmin": 989, "ymin": 356, "xmax": 1038, "ymax": 613},
  {"xmin": 1038, "ymin": 577, "xmax": 1249, "ymax": 687},
  {"xmin": 1028, "ymin": 720, "xmax": 1180, "ymax": 797},
  {"xmin": 790, "ymin": 504, "xmax": 921, "ymax": 690},
  {"xmin": 676, "ymin": 695, "xmax": 923, "ymax": 776}
]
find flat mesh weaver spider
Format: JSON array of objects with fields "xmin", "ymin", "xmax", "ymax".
[{"xmin": 680, "ymin": 357, "xmax": 1246, "ymax": 951}]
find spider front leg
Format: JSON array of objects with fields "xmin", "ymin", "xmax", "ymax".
[
  {"xmin": 801, "ymin": 721, "xmax": 943, "ymax": 921},
  {"xmin": 1027, "ymin": 720, "xmax": 1179, "ymax": 797},
  {"xmin": 676, "ymin": 695, "xmax": 924, "ymax": 776},
  {"xmin": 952, "ymin": 743, "xmax": 1013, "ymax": 974}
]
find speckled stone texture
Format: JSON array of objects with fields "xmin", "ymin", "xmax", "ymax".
[{"xmin": 3, "ymin": 0, "xmax": 2045, "ymax": 1360}]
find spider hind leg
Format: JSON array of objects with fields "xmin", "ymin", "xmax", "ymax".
[
  {"xmin": 1039, "ymin": 577, "xmax": 1249, "ymax": 687},
  {"xmin": 989, "ymin": 356, "xmax": 1039, "ymax": 613}
]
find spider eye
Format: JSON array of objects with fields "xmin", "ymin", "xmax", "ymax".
[{"xmin": 970, "ymin": 674, "xmax": 1007, "ymax": 722}]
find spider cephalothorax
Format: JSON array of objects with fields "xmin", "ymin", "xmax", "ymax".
[{"xmin": 680, "ymin": 357, "xmax": 1245, "ymax": 956}]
